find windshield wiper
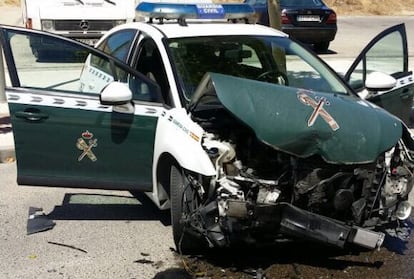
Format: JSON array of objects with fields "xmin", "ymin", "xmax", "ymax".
[{"xmin": 75, "ymin": 0, "xmax": 85, "ymax": 5}]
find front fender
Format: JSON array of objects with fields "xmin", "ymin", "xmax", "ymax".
[
  {"xmin": 153, "ymin": 107, "xmax": 215, "ymax": 177},
  {"xmin": 149, "ymin": 108, "xmax": 215, "ymax": 209}
]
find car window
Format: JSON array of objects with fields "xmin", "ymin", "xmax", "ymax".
[
  {"xmin": 96, "ymin": 29, "xmax": 137, "ymax": 62},
  {"xmin": 7, "ymin": 32, "xmax": 89, "ymax": 92},
  {"xmin": 6, "ymin": 30, "xmax": 161, "ymax": 103},
  {"xmin": 135, "ymin": 38, "xmax": 171, "ymax": 105},
  {"xmin": 168, "ymin": 35, "xmax": 349, "ymax": 102},
  {"xmin": 169, "ymin": 36, "xmax": 267, "ymax": 99},
  {"xmin": 81, "ymin": 53, "xmax": 162, "ymax": 103},
  {"xmin": 90, "ymin": 29, "xmax": 137, "ymax": 75},
  {"xmin": 348, "ymin": 30, "xmax": 405, "ymax": 90}
]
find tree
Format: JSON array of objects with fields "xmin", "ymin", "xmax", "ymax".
[
  {"xmin": 267, "ymin": 0, "xmax": 286, "ymax": 72},
  {"xmin": 267, "ymin": 0, "xmax": 281, "ymax": 30}
]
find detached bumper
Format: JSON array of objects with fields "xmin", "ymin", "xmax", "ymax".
[
  {"xmin": 243, "ymin": 202, "xmax": 385, "ymax": 249},
  {"xmin": 277, "ymin": 204, "xmax": 384, "ymax": 249}
]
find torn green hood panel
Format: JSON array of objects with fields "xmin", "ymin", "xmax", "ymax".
[{"xmin": 209, "ymin": 73, "xmax": 402, "ymax": 164}]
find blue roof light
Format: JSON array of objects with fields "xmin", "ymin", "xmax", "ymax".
[{"xmin": 136, "ymin": 2, "xmax": 254, "ymax": 21}]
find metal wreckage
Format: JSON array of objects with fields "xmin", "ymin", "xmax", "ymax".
[{"xmin": 172, "ymin": 73, "xmax": 414, "ymax": 253}]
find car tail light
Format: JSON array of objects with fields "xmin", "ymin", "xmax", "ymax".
[
  {"xmin": 26, "ymin": 18, "xmax": 33, "ymax": 29},
  {"xmin": 281, "ymin": 12, "xmax": 291, "ymax": 24},
  {"xmin": 326, "ymin": 12, "xmax": 337, "ymax": 24}
]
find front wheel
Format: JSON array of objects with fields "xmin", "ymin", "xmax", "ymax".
[{"xmin": 170, "ymin": 165, "xmax": 206, "ymax": 254}]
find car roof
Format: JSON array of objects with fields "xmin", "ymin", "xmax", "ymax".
[{"xmin": 109, "ymin": 21, "xmax": 288, "ymax": 40}]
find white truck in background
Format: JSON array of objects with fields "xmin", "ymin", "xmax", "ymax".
[{"xmin": 21, "ymin": 0, "xmax": 136, "ymax": 58}]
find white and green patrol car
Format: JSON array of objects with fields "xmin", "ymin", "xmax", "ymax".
[{"xmin": 2, "ymin": 2, "xmax": 414, "ymax": 254}]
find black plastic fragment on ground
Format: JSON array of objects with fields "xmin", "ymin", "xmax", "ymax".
[{"xmin": 27, "ymin": 207, "xmax": 55, "ymax": 235}]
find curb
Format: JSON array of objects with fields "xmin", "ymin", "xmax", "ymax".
[
  {"xmin": 0, "ymin": 102, "xmax": 15, "ymax": 163},
  {"xmin": 0, "ymin": 132, "xmax": 15, "ymax": 163}
]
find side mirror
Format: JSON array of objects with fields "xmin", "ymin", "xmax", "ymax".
[
  {"xmin": 100, "ymin": 82, "xmax": 134, "ymax": 114},
  {"xmin": 100, "ymin": 82, "xmax": 133, "ymax": 105},
  {"xmin": 365, "ymin": 72, "xmax": 397, "ymax": 93}
]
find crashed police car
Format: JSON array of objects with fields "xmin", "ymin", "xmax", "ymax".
[{"xmin": 1, "ymin": 2, "xmax": 414, "ymax": 254}]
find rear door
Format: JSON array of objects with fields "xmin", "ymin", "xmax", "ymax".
[
  {"xmin": 0, "ymin": 25, "xmax": 163, "ymax": 191},
  {"xmin": 344, "ymin": 24, "xmax": 414, "ymax": 126}
]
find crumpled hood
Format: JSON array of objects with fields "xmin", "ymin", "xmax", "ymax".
[{"xmin": 208, "ymin": 73, "xmax": 402, "ymax": 164}]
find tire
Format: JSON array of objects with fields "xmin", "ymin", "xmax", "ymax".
[
  {"xmin": 170, "ymin": 165, "xmax": 205, "ymax": 254},
  {"xmin": 314, "ymin": 42, "xmax": 330, "ymax": 53}
]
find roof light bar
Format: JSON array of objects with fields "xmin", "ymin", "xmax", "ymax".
[{"xmin": 136, "ymin": 2, "xmax": 254, "ymax": 21}]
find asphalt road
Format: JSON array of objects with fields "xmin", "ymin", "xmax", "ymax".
[
  {"xmin": 2, "ymin": 6, "xmax": 414, "ymax": 279},
  {"xmin": 0, "ymin": 163, "xmax": 178, "ymax": 279},
  {"xmin": 323, "ymin": 16, "xmax": 414, "ymax": 72}
]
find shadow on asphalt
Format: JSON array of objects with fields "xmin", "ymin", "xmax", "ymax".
[
  {"xmin": 170, "ymin": 218, "xmax": 414, "ymax": 278},
  {"xmin": 382, "ymin": 219, "xmax": 414, "ymax": 255},
  {"xmin": 318, "ymin": 49, "xmax": 338, "ymax": 55},
  {"xmin": 47, "ymin": 192, "xmax": 171, "ymax": 226},
  {"xmin": 188, "ymin": 242, "xmax": 382, "ymax": 272},
  {"xmin": 45, "ymin": 192, "xmax": 413, "ymax": 278},
  {"xmin": 151, "ymin": 242, "xmax": 385, "ymax": 279},
  {"xmin": 153, "ymin": 268, "xmax": 192, "ymax": 279}
]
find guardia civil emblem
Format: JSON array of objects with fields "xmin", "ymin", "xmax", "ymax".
[
  {"xmin": 76, "ymin": 130, "xmax": 98, "ymax": 162},
  {"xmin": 297, "ymin": 90, "xmax": 339, "ymax": 131}
]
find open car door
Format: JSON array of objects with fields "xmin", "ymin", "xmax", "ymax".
[
  {"xmin": 0, "ymin": 25, "xmax": 164, "ymax": 191},
  {"xmin": 344, "ymin": 23, "xmax": 414, "ymax": 126}
]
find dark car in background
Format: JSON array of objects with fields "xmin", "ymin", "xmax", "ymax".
[{"xmin": 245, "ymin": 0, "xmax": 337, "ymax": 52}]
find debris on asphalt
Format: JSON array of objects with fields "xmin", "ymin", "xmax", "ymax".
[
  {"xmin": 152, "ymin": 268, "xmax": 192, "ymax": 279},
  {"xmin": 47, "ymin": 241, "xmax": 88, "ymax": 253},
  {"xmin": 134, "ymin": 259, "xmax": 154, "ymax": 264},
  {"xmin": 27, "ymin": 207, "xmax": 55, "ymax": 235}
]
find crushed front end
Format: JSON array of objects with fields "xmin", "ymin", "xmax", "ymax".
[
  {"xmin": 178, "ymin": 74, "xmax": 414, "ymax": 251},
  {"xmin": 181, "ymin": 134, "xmax": 413, "ymax": 250}
]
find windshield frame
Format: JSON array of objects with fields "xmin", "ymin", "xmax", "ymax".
[{"xmin": 166, "ymin": 35, "xmax": 353, "ymax": 104}]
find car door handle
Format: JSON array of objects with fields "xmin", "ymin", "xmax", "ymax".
[{"xmin": 15, "ymin": 110, "xmax": 49, "ymax": 121}]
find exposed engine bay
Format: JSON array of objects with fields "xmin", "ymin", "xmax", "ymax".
[{"xmin": 179, "ymin": 79, "xmax": 414, "ymax": 251}]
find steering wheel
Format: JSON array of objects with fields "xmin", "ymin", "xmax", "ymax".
[{"xmin": 257, "ymin": 70, "xmax": 289, "ymax": 85}]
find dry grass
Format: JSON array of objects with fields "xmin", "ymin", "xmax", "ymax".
[
  {"xmin": 0, "ymin": 0, "xmax": 19, "ymax": 6},
  {"xmin": 324, "ymin": 0, "xmax": 414, "ymax": 15},
  {"xmin": 1, "ymin": 0, "xmax": 414, "ymax": 15}
]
